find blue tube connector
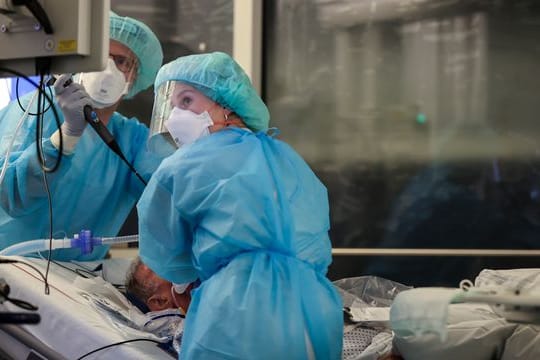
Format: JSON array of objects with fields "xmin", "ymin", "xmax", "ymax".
[{"xmin": 71, "ymin": 229, "xmax": 103, "ymax": 255}]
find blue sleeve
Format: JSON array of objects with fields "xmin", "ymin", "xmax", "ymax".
[
  {"xmin": 137, "ymin": 173, "xmax": 198, "ymax": 284},
  {"xmin": 0, "ymin": 93, "xmax": 74, "ymax": 217},
  {"xmin": 0, "ymin": 139, "xmax": 74, "ymax": 217}
]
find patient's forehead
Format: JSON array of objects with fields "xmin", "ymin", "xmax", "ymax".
[
  {"xmin": 137, "ymin": 264, "xmax": 169, "ymax": 286},
  {"xmin": 137, "ymin": 264, "xmax": 153, "ymax": 277}
]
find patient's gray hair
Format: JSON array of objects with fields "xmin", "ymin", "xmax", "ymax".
[{"xmin": 125, "ymin": 256, "xmax": 159, "ymax": 304}]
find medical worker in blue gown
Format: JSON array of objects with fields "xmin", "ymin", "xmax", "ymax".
[
  {"xmin": 138, "ymin": 52, "xmax": 344, "ymax": 360},
  {"xmin": 0, "ymin": 13, "xmax": 164, "ymax": 261}
]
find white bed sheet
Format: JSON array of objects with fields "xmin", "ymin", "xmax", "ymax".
[{"xmin": 0, "ymin": 256, "xmax": 172, "ymax": 360}]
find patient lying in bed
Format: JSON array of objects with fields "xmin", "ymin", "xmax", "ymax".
[
  {"xmin": 76, "ymin": 257, "xmax": 540, "ymax": 360},
  {"xmin": 124, "ymin": 257, "xmax": 195, "ymax": 314},
  {"xmin": 123, "ymin": 257, "xmax": 405, "ymax": 360}
]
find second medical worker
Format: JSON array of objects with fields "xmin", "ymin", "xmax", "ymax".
[{"xmin": 0, "ymin": 13, "xmax": 164, "ymax": 261}]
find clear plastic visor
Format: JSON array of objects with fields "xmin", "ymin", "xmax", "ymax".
[{"xmin": 147, "ymin": 80, "xmax": 178, "ymax": 157}]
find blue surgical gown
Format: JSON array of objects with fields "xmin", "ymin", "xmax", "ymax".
[
  {"xmin": 138, "ymin": 128, "xmax": 343, "ymax": 360},
  {"xmin": 0, "ymin": 90, "xmax": 163, "ymax": 261}
]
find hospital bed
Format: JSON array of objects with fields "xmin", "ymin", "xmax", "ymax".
[
  {"xmin": 0, "ymin": 256, "xmax": 174, "ymax": 360},
  {"xmin": 0, "ymin": 255, "xmax": 399, "ymax": 360},
  {"xmin": 388, "ymin": 268, "xmax": 540, "ymax": 360},
  {"xmin": 337, "ymin": 270, "xmax": 540, "ymax": 360},
  {"xmin": 4, "ymin": 254, "xmax": 536, "ymax": 360}
]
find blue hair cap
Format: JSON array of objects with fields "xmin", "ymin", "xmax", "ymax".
[
  {"xmin": 155, "ymin": 52, "xmax": 269, "ymax": 132},
  {"xmin": 110, "ymin": 12, "xmax": 163, "ymax": 98}
]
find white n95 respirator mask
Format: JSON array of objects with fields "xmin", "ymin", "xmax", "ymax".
[
  {"xmin": 165, "ymin": 107, "xmax": 214, "ymax": 147},
  {"xmin": 171, "ymin": 282, "xmax": 191, "ymax": 314},
  {"xmin": 171, "ymin": 283, "xmax": 190, "ymax": 295},
  {"xmin": 78, "ymin": 58, "xmax": 129, "ymax": 109}
]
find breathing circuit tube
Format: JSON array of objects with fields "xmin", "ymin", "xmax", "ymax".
[{"xmin": 0, "ymin": 230, "xmax": 139, "ymax": 256}]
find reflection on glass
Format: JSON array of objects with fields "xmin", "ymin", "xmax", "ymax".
[{"xmin": 265, "ymin": 0, "xmax": 540, "ymax": 285}]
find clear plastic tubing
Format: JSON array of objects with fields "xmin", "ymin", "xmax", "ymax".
[
  {"xmin": 0, "ymin": 231, "xmax": 139, "ymax": 256},
  {"xmin": 0, "ymin": 238, "xmax": 70, "ymax": 256}
]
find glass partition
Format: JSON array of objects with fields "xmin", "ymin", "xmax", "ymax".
[{"xmin": 264, "ymin": 0, "xmax": 540, "ymax": 285}]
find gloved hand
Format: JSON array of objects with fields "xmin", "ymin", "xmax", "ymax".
[{"xmin": 53, "ymin": 73, "xmax": 93, "ymax": 137}]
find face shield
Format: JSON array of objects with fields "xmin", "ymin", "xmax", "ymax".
[
  {"xmin": 147, "ymin": 81, "xmax": 178, "ymax": 157},
  {"xmin": 148, "ymin": 80, "xmax": 215, "ymax": 156}
]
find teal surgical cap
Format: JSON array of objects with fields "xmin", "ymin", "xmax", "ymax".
[
  {"xmin": 110, "ymin": 12, "xmax": 163, "ymax": 98},
  {"xmin": 154, "ymin": 52, "xmax": 270, "ymax": 132}
]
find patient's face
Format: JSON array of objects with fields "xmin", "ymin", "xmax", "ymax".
[
  {"xmin": 137, "ymin": 264, "xmax": 192, "ymax": 313},
  {"xmin": 137, "ymin": 264, "xmax": 176, "ymax": 312}
]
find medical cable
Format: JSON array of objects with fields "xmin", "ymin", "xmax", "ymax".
[
  {"xmin": 0, "ymin": 257, "xmax": 48, "ymax": 293},
  {"xmin": 11, "ymin": 0, "xmax": 54, "ymax": 34},
  {"xmin": 33, "ymin": 71, "xmax": 53, "ymax": 296},
  {"xmin": 47, "ymin": 259, "xmax": 98, "ymax": 279},
  {"xmin": 76, "ymin": 338, "xmax": 163, "ymax": 360},
  {"xmin": 41, "ymin": 168, "xmax": 52, "ymax": 295},
  {"xmin": 15, "ymin": 76, "xmax": 53, "ymax": 116},
  {"xmin": 83, "ymin": 105, "xmax": 147, "ymax": 186},
  {"xmin": 0, "ymin": 45, "xmax": 62, "ymax": 301},
  {"xmin": 0, "ymin": 89, "xmax": 39, "ymax": 186},
  {"xmin": 35, "ymin": 69, "xmax": 55, "ymax": 296},
  {"xmin": 0, "ymin": 67, "xmax": 63, "ymax": 172},
  {"xmin": 0, "ymin": 278, "xmax": 38, "ymax": 311},
  {"xmin": 46, "ymin": 259, "xmax": 126, "ymax": 289}
]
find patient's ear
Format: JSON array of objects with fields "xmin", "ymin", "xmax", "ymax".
[{"xmin": 147, "ymin": 294, "xmax": 170, "ymax": 312}]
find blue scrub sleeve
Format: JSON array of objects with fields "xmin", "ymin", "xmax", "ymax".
[
  {"xmin": 0, "ymin": 139, "xmax": 74, "ymax": 217},
  {"xmin": 137, "ymin": 175, "xmax": 198, "ymax": 284}
]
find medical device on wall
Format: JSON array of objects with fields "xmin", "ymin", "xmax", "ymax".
[{"xmin": 0, "ymin": 0, "xmax": 109, "ymax": 78}]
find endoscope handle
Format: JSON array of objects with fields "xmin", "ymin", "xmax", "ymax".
[
  {"xmin": 83, "ymin": 105, "xmax": 116, "ymax": 145},
  {"xmin": 50, "ymin": 75, "xmax": 116, "ymax": 147},
  {"xmin": 48, "ymin": 76, "xmax": 147, "ymax": 186},
  {"xmin": 51, "ymin": 76, "xmax": 116, "ymax": 148}
]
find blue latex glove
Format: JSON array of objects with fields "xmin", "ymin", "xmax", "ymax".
[{"xmin": 53, "ymin": 74, "xmax": 93, "ymax": 137}]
